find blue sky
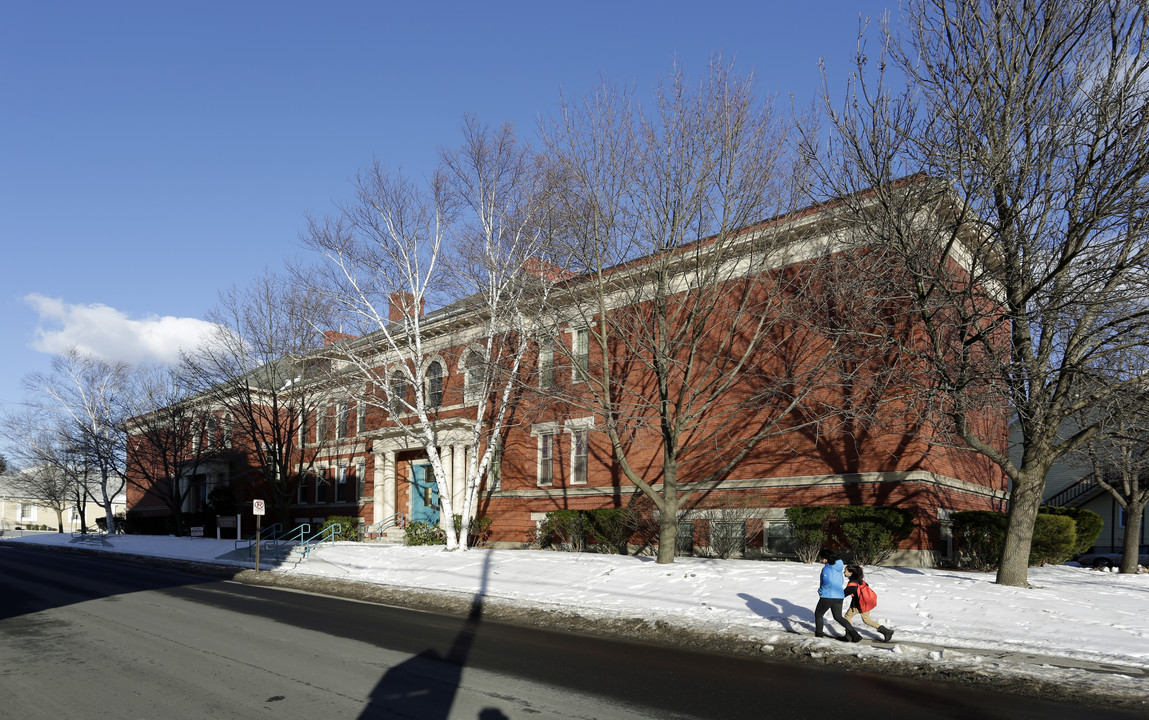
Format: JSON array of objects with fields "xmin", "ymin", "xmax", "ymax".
[{"xmin": 0, "ymin": 1, "xmax": 896, "ymax": 458}]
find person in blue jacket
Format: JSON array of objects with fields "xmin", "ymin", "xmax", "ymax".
[{"xmin": 814, "ymin": 548, "xmax": 862, "ymax": 642}]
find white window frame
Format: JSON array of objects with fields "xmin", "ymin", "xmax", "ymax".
[
  {"xmin": 531, "ymin": 422, "xmax": 559, "ymax": 487},
  {"xmin": 462, "ymin": 347, "xmax": 487, "ymax": 405},
  {"xmin": 18, "ymin": 503, "xmax": 37, "ymax": 522},
  {"xmin": 357, "ymin": 399, "xmax": 367, "ymax": 434},
  {"xmin": 572, "ymin": 327, "xmax": 589, "ymax": 382},
  {"xmin": 564, "ymin": 417, "xmax": 595, "ymax": 486},
  {"xmin": 426, "ymin": 359, "xmax": 445, "ymax": 409},
  {"xmin": 336, "ymin": 464, "xmax": 348, "ymax": 502},
  {"xmin": 538, "ymin": 335, "xmax": 554, "ymax": 390}
]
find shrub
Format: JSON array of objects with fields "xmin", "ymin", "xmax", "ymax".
[
  {"xmin": 585, "ymin": 508, "xmax": 640, "ymax": 555},
  {"xmin": 536, "ymin": 510, "xmax": 588, "ymax": 551},
  {"xmin": 1039, "ymin": 506, "xmax": 1103, "ymax": 555},
  {"xmin": 404, "ymin": 521, "xmax": 446, "ymax": 546},
  {"xmin": 1029, "ymin": 514, "xmax": 1076, "ymax": 566},
  {"xmin": 951, "ymin": 510, "xmax": 1007, "ymax": 570},
  {"xmin": 321, "ymin": 516, "xmax": 362, "ymax": 542},
  {"xmin": 835, "ymin": 506, "xmax": 915, "ymax": 566},
  {"xmin": 453, "ymin": 515, "xmax": 493, "ymax": 547},
  {"xmin": 785, "ymin": 506, "xmax": 834, "ymax": 563}
]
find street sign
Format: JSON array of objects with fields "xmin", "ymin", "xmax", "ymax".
[{"xmin": 253, "ymin": 500, "xmax": 265, "ymax": 516}]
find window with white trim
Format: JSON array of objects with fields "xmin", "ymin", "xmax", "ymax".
[
  {"xmin": 539, "ymin": 336, "xmax": 554, "ymax": 389},
  {"xmin": 357, "ymin": 400, "xmax": 367, "ymax": 434},
  {"xmin": 316, "ymin": 468, "xmax": 328, "ymax": 503},
  {"xmin": 573, "ymin": 328, "xmax": 589, "ymax": 380},
  {"xmin": 336, "ymin": 465, "xmax": 348, "ymax": 502},
  {"xmin": 298, "ymin": 472, "xmax": 312, "ymax": 504},
  {"xmin": 18, "ymin": 503, "xmax": 36, "ymax": 522},
  {"xmin": 337, "ymin": 402, "xmax": 349, "ymax": 439},
  {"xmin": 570, "ymin": 428, "xmax": 588, "ymax": 485},
  {"xmin": 427, "ymin": 361, "xmax": 444, "ymax": 409},
  {"xmin": 390, "ymin": 371, "xmax": 407, "ymax": 415},
  {"xmin": 538, "ymin": 433, "xmax": 554, "ymax": 487},
  {"xmin": 488, "ymin": 441, "xmax": 502, "ymax": 491},
  {"xmin": 464, "ymin": 350, "xmax": 485, "ymax": 404},
  {"xmin": 316, "ymin": 406, "xmax": 328, "ymax": 444}
]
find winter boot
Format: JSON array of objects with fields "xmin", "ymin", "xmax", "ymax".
[
  {"xmin": 848, "ymin": 629, "xmax": 863, "ymax": 643},
  {"xmin": 879, "ymin": 626, "xmax": 894, "ymax": 643}
]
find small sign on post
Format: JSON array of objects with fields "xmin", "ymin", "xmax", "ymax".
[{"xmin": 253, "ymin": 500, "xmax": 265, "ymax": 571}]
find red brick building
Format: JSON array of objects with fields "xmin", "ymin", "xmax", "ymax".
[{"xmin": 127, "ymin": 197, "xmax": 1008, "ymax": 565}]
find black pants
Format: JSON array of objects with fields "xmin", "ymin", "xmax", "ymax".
[{"xmin": 814, "ymin": 598, "xmax": 857, "ymax": 637}]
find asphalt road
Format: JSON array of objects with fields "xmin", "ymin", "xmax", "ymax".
[{"xmin": 0, "ymin": 544, "xmax": 1139, "ymax": 720}]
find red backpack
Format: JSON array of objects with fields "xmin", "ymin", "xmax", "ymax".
[{"xmin": 853, "ymin": 581, "xmax": 878, "ymax": 613}]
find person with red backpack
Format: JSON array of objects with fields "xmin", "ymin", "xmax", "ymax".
[{"xmin": 844, "ymin": 564, "xmax": 894, "ymax": 642}]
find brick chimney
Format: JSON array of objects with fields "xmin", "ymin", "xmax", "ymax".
[
  {"xmin": 389, "ymin": 291, "xmax": 425, "ymax": 322},
  {"xmin": 322, "ymin": 330, "xmax": 355, "ymax": 347},
  {"xmin": 523, "ymin": 257, "xmax": 573, "ymax": 283}
]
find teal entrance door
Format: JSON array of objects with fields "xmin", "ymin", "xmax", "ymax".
[{"xmin": 411, "ymin": 464, "xmax": 439, "ymax": 525}]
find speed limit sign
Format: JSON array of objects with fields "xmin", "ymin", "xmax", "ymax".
[{"xmin": 253, "ymin": 499, "xmax": 265, "ymax": 516}]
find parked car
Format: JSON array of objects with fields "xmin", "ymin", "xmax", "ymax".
[{"xmin": 1072, "ymin": 551, "xmax": 1149, "ymax": 569}]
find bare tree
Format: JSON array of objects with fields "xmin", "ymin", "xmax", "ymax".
[
  {"xmin": 1069, "ymin": 370, "xmax": 1149, "ymax": 574},
  {"xmin": 181, "ymin": 270, "xmax": 336, "ymax": 526},
  {"xmin": 539, "ymin": 60, "xmax": 832, "ymax": 564},
  {"xmin": 124, "ymin": 366, "xmax": 217, "ymax": 536},
  {"xmin": 18, "ymin": 348, "xmax": 132, "ymax": 532},
  {"xmin": 808, "ymin": 0, "xmax": 1149, "ymax": 585},
  {"xmin": 302, "ymin": 117, "xmax": 555, "ymax": 550},
  {"xmin": 10, "ymin": 464, "xmax": 72, "ymax": 532}
]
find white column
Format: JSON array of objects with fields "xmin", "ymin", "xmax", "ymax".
[
  {"xmin": 372, "ymin": 453, "xmax": 384, "ymax": 524},
  {"xmin": 384, "ymin": 450, "xmax": 397, "ymax": 521},
  {"xmin": 453, "ymin": 444, "xmax": 467, "ymax": 515}
]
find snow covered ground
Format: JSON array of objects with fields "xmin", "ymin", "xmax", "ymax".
[{"xmin": 3, "ymin": 531, "xmax": 1147, "ymax": 705}]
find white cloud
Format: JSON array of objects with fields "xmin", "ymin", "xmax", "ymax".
[{"xmin": 24, "ymin": 294, "xmax": 218, "ymax": 365}]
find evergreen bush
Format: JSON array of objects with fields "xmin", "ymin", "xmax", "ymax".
[
  {"xmin": 404, "ymin": 520, "xmax": 446, "ymax": 546},
  {"xmin": 321, "ymin": 516, "xmax": 361, "ymax": 541},
  {"xmin": 1029, "ymin": 514, "xmax": 1076, "ymax": 566},
  {"xmin": 585, "ymin": 508, "xmax": 640, "ymax": 555},
  {"xmin": 452, "ymin": 515, "xmax": 493, "ymax": 547},
  {"xmin": 834, "ymin": 506, "xmax": 914, "ymax": 566},
  {"xmin": 536, "ymin": 510, "xmax": 588, "ymax": 551},
  {"xmin": 1039, "ymin": 506, "xmax": 1103, "ymax": 555},
  {"xmin": 951, "ymin": 510, "xmax": 1007, "ymax": 570},
  {"xmin": 784, "ymin": 506, "xmax": 833, "ymax": 563}
]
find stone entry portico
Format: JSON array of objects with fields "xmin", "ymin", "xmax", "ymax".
[{"xmin": 369, "ymin": 421, "xmax": 475, "ymax": 528}]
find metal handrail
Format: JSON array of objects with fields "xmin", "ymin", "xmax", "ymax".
[
  {"xmin": 297, "ymin": 523, "xmax": 342, "ymax": 560},
  {"xmin": 234, "ymin": 523, "xmax": 282, "ymax": 556},
  {"xmin": 1046, "ymin": 476, "xmax": 1101, "ymax": 508},
  {"xmin": 364, "ymin": 512, "xmax": 405, "ymax": 540}
]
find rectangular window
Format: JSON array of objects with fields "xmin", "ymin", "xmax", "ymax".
[
  {"xmin": 316, "ymin": 408, "xmax": 327, "ymax": 444},
  {"xmin": 18, "ymin": 503, "xmax": 35, "ymax": 521},
  {"xmin": 337, "ymin": 402, "xmax": 349, "ymax": 439},
  {"xmin": 571, "ymin": 429, "xmax": 588, "ymax": 485},
  {"xmin": 539, "ymin": 336, "xmax": 554, "ymax": 389},
  {"xmin": 356, "ymin": 462, "xmax": 366, "ymax": 500},
  {"xmin": 357, "ymin": 401, "xmax": 366, "ymax": 434},
  {"xmin": 316, "ymin": 470, "xmax": 328, "ymax": 503},
  {"xmin": 390, "ymin": 373, "xmax": 406, "ymax": 415},
  {"xmin": 488, "ymin": 441, "xmax": 502, "ymax": 492},
  {"xmin": 764, "ymin": 521, "xmax": 797, "ymax": 555},
  {"xmin": 574, "ymin": 328, "xmax": 589, "ymax": 379},
  {"xmin": 297, "ymin": 474, "xmax": 310, "ymax": 505},
  {"xmin": 336, "ymin": 466, "xmax": 348, "ymax": 502},
  {"xmin": 538, "ymin": 433, "xmax": 554, "ymax": 487}
]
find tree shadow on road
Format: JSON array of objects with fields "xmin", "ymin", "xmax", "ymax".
[{"xmin": 357, "ymin": 549, "xmax": 506, "ymax": 720}]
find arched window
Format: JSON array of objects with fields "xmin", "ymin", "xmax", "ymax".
[
  {"xmin": 427, "ymin": 361, "xmax": 444, "ymax": 409},
  {"xmin": 389, "ymin": 371, "xmax": 407, "ymax": 415}
]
